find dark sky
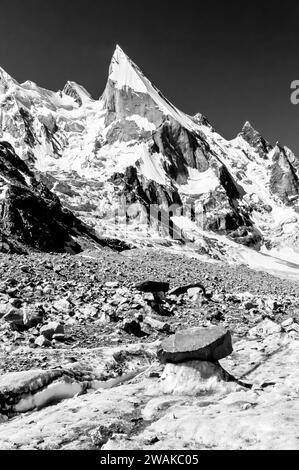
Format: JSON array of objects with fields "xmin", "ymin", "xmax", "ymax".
[{"xmin": 0, "ymin": 0, "xmax": 299, "ymax": 152}]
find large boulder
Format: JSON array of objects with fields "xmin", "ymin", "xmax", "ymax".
[
  {"xmin": 169, "ymin": 283, "xmax": 207, "ymax": 297},
  {"xmin": 135, "ymin": 281, "xmax": 169, "ymax": 293},
  {"xmin": 157, "ymin": 327, "xmax": 233, "ymax": 364},
  {"xmin": 40, "ymin": 322, "xmax": 64, "ymax": 340}
]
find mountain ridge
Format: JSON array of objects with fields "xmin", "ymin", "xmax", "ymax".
[{"xmin": 0, "ymin": 45, "xmax": 298, "ymax": 276}]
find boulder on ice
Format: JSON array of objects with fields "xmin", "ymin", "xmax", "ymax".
[{"xmin": 157, "ymin": 326, "xmax": 233, "ymax": 364}]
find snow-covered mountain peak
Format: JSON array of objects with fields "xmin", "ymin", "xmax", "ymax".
[
  {"xmin": 104, "ymin": 45, "xmax": 200, "ymax": 134},
  {"xmin": 0, "ymin": 46, "xmax": 299, "ymax": 275},
  {"xmin": 240, "ymin": 120, "xmax": 264, "ymax": 140},
  {"xmin": 0, "ymin": 66, "xmax": 17, "ymax": 94},
  {"xmin": 108, "ymin": 45, "xmax": 148, "ymax": 93},
  {"xmin": 242, "ymin": 120, "xmax": 255, "ymax": 132}
]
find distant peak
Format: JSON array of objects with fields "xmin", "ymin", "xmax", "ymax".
[
  {"xmin": 274, "ymin": 141, "xmax": 283, "ymax": 151},
  {"xmin": 63, "ymin": 81, "xmax": 92, "ymax": 106},
  {"xmin": 242, "ymin": 121, "xmax": 257, "ymax": 133},
  {"xmin": 240, "ymin": 120, "xmax": 265, "ymax": 140},
  {"xmin": 0, "ymin": 66, "xmax": 17, "ymax": 93},
  {"xmin": 193, "ymin": 112, "xmax": 213, "ymax": 129},
  {"xmin": 239, "ymin": 120, "xmax": 272, "ymax": 157},
  {"xmin": 0, "ymin": 65, "xmax": 11, "ymax": 79}
]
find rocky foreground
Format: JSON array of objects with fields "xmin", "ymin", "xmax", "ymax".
[{"xmin": 0, "ymin": 248, "xmax": 298, "ymax": 450}]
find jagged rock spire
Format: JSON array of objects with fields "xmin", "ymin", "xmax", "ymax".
[
  {"xmin": 239, "ymin": 120, "xmax": 272, "ymax": 158},
  {"xmin": 63, "ymin": 81, "xmax": 92, "ymax": 106}
]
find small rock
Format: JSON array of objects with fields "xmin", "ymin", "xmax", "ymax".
[
  {"xmin": 284, "ymin": 323, "xmax": 299, "ymax": 334},
  {"xmin": 9, "ymin": 298, "xmax": 22, "ymax": 308},
  {"xmin": 121, "ymin": 319, "xmax": 143, "ymax": 336},
  {"xmin": 143, "ymin": 316, "xmax": 170, "ymax": 333},
  {"xmin": 98, "ymin": 312, "xmax": 111, "ymax": 324},
  {"xmin": 248, "ymin": 319, "xmax": 282, "ymax": 338},
  {"xmin": 35, "ymin": 335, "xmax": 52, "ymax": 347},
  {"xmin": 281, "ymin": 318, "xmax": 294, "ymax": 328},
  {"xmin": 243, "ymin": 301, "xmax": 257, "ymax": 310},
  {"xmin": 0, "ymin": 302, "xmax": 11, "ymax": 318},
  {"xmin": 134, "ymin": 312, "xmax": 144, "ymax": 322},
  {"xmin": 79, "ymin": 305, "xmax": 99, "ymax": 318},
  {"xmin": 265, "ymin": 298, "xmax": 282, "ymax": 312},
  {"xmin": 143, "ymin": 293, "xmax": 155, "ymax": 302},
  {"xmin": 40, "ymin": 322, "xmax": 64, "ymax": 340},
  {"xmin": 187, "ymin": 287, "xmax": 202, "ymax": 298},
  {"xmin": 52, "ymin": 333, "xmax": 65, "ymax": 342},
  {"xmin": 43, "ymin": 285, "xmax": 53, "ymax": 294},
  {"xmin": 105, "ymin": 281, "xmax": 119, "ymax": 288},
  {"xmin": 53, "ymin": 298, "xmax": 72, "ymax": 314}
]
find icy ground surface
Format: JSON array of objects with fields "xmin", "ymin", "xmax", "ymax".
[{"xmin": 0, "ymin": 333, "xmax": 298, "ymax": 450}]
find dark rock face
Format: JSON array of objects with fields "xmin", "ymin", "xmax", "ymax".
[
  {"xmin": 19, "ymin": 108, "xmax": 36, "ymax": 149},
  {"xmin": 106, "ymin": 118, "xmax": 151, "ymax": 144},
  {"xmin": 110, "ymin": 165, "xmax": 184, "ymax": 240},
  {"xmin": 0, "ymin": 141, "xmax": 119, "ymax": 254},
  {"xmin": 239, "ymin": 121, "xmax": 272, "ymax": 158},
  {"xmin": 111, "ymin": 165, "xmax": 181, "ymax": 208},
  {"xmin": 152, "ymin": 119, "xmax": 204, "ymax": 182},
  {"xmin": 228, "ymin": 226, "xmax": 263, "ymax": 249},
  {"xmin": 218, "ymin": 165, "xmax": 245, "ymax": 201},
  {"xmin": 157, "ymin": 327, "xmax": 233, "ymax": 364},
  {"xmin": 0, "ymin": 141, "xmax": 82, "ymax": 253},
  {"xmin": 269, "ymin": 145, "xmax": 299, "ymax": 205},
  {"xmin": 106, "ymin": 111, "xmax": 263, "ymax": 248},
  {"xmin": 205, "ymin": 209, "xmax": 263, "ymax": 249},
  {"xmin": 103, "ymin": 82, "xmax": 164, "ymax": 127}
]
